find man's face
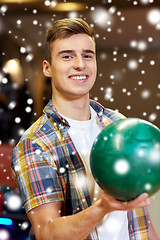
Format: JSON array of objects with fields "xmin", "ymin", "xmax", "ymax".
[{"xmin": 43, "ymin": 33, "xmax": 97, "ymax": 101}]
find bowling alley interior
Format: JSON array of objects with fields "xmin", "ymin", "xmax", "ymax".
[{"xmin": 0, "ymin": 0, "xmax": 160, "ymax": 239}]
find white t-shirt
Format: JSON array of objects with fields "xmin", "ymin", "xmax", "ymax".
[{"xmin": 60, "ymin": 107, "xmax": 129, "ymax": 240}]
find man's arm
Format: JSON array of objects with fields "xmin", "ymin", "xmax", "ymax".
[{"xmin": 27, "ymin": 192, "xmax": 151, "ymax": 240}]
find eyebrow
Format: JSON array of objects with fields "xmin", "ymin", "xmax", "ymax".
[{"xmin": 57, "ymin": 49, "xmax": 95, "ymax": 56}]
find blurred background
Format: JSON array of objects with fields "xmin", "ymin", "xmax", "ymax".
[{"xmin": 0, "ymin": 0, "xmax": 160, "ymax": 239}]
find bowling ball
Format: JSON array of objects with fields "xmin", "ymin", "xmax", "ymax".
[{"xmin": 90, "ymin": 118, "xmax": 160, "ymax": 201}]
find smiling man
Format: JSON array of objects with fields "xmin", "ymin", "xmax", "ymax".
[
  {"xmin": 11, "ymin": 18, "xmax": 158, "ymax": 240},
  {"xmin": 43, "ymin": 33, "xmax": 97, "ymax": 119}
]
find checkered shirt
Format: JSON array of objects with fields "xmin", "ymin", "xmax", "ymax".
[{"xmin": 11, "ymin": 100, "xmax": 149, "ymax": 239}]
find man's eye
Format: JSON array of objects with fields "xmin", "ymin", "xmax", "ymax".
[
  {"xmin": 84, "ymin": 55, "xmax": 92, "ymax": 59},
  {"xmin": 63, "ymin": 55, "xmax": 72, "ymax": 59}
]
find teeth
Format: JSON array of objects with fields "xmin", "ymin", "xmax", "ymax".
[{"xmin": 70, "ymin": 76, "xmax": 87, "ymax": 80}]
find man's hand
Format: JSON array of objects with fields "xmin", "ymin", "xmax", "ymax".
[
  {"xmin": 100, "ymin": 192, "xmax": 151, "ymax": 213},
  {"xmin": 28, "ymin": 192, "xmax": 152, "ymax": 240}
]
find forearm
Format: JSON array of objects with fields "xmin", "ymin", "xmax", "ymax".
[
  {"xmin": 31, "ymin": 192, "xmax": 151, "ymax": 240},
  {"xmin": 37, "ymin": 199, "xmax": 106, "ymax": 240}
]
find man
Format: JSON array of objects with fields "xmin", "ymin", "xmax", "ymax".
[{"xmin": 11, "ymin": 18, "xmax": 158, "ymax": 240}]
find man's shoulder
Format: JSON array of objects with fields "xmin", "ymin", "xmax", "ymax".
[
  {"xmin": 17, "ymin": 111, "xmax": 58, "ymax": 148},
  {"xmin": 20, "ymin": 114, "xmax": 47, "ymax": 141},
  {"xmin": 103, "ymin": 108, "xmax": 125, "ymax": 120}
]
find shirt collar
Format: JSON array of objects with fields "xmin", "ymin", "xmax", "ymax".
[{"xmin": 43, "ymin": 99, "xmax": 105, "ymax": 127}]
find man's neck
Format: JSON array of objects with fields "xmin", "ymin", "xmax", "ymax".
[{"xmin": 52, "ymin": 95, "xmax": 91, "ymax": 121}]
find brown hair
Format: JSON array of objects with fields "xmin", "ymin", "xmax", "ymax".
[{"xmin": 45, "ymin": 18, "xmax": 95, "ymax": 63}]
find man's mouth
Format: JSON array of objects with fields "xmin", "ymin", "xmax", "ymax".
[{"xmin": 69, "ymin": 75, "xmax": 88, "ymax": 81}]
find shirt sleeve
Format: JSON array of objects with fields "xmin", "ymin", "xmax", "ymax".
[{"xmin": 11, "ymin": 138, "xmax": 64, "ymax": 213}]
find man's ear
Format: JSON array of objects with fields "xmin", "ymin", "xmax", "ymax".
[{"xmin": 43, "ymin": 60, "xmax": 52, "ymax": 78}]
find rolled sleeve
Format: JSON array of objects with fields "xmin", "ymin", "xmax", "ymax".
[{"xmin": 11, "ymin": 139, "xmax": 64, "ymax": 213}]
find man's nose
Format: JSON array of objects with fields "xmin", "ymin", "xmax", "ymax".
[{"xmin": 73, "ymin": 56, "xmax": 85, "ymax": 70}]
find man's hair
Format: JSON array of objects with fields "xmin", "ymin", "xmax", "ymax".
[{"xmin": 45, "ymin": 18, "xmax": 95, "ymax": 63}]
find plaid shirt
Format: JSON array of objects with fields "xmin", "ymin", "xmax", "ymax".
[{"xmin": 11, "ymin": 100, "xmax": 149, "ymax": 239}]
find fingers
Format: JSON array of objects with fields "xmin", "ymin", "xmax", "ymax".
[
  {"xmin": 123, "ymin": 193, "xmax": 151, "ymax": 210},
  {"xmin": 101, "ymin": 192, "xmax": 151, "ymax": 212}
]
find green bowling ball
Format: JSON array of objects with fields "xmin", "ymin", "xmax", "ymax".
[{"xmin": 90, "ymin": 118, "xmax": 160, "ymax": 201}]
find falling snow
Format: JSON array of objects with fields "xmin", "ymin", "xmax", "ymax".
[
  {"xmin": 0, "ymin": 0, "xmax": 160, "ymax": 238},
  {"xmin": 114, "ymin": 159, "xmax": 130, "ymax": 175}
]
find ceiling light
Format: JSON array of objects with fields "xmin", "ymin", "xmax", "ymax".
[
  {"xmin": 0, "ymin": 0, "xmax": 41, "ymax": 2},
  {"xmin": 52, "ymin": 2, "xmax": 87, "ymax": 12}
]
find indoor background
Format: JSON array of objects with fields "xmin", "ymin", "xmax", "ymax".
[{"xmin": 0, "ymin": 0, "xmax": 160, "ymax": 239}]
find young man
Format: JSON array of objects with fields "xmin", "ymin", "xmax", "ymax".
[{"xmin": 11, "ymin": 18, "xmax": 158, "ymax": 240}]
